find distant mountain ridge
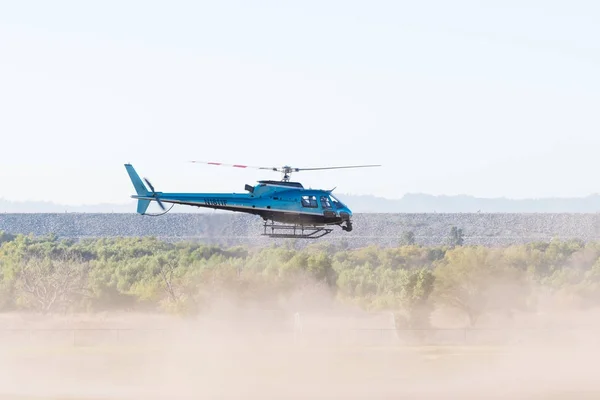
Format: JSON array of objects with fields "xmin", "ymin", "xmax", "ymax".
[
  {"xmin": 341, "ymin": 193, "xmax": 600, "ymax": 213},
  {"xmin": 3, "ymin": 193, "xmax": 600, "ymax": 213}
]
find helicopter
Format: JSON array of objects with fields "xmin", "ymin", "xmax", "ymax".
[{"xmin": 124, "ymin": 161, "xmax": 380, "ymax": 239}]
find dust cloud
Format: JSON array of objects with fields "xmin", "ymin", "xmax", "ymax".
[{"xmin": 0, "ymin": 292, "xmax": 600, "ymax": 399}]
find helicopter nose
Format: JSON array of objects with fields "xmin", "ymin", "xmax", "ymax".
[{"xmin": 339, "ymin": 208, "xmax": 352, "ymax": 221}]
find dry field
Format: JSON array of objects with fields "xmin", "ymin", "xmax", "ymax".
[{"xmin": 0, "ymin": 312, "xmax": 599, "ymax": 399}]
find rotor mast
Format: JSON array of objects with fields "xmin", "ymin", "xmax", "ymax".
[{"xmin": 280, "ymin": 166, "xmax": 297, "ymax": 182}]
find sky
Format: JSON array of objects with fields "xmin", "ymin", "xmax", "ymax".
[{"xmin": 0, "ymin": 0, "xmax": 599, "ymax": 206}]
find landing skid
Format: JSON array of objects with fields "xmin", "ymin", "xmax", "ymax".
[{"xmin": 262, "ymin": 221, "xmax": 333, "ymax": 239}]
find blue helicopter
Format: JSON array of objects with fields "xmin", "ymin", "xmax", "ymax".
[{"xmin": 124, "ymin": 161, "xmax": 380, "ymax": 239}]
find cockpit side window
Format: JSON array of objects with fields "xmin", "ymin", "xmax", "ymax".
[
  {"xmin": 329, "ymin": 194, "xmax": 345, "ymax": 209},
  {"xmin": 320, "ymin": 196, "xmax": 332, "ymax": 209},
  {"xmin": 301, "ymin": 195, "xmax": 318, "ymax": 208}
]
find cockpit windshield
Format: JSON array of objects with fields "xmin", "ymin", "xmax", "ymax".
[{"xmin": 329, "ymin": 194, "xmax": 346, "ymax": 209}]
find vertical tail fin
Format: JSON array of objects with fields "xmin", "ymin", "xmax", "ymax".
[
  {"xmin": 124, "ymin": 164, "xmax": 151, "ymax": 214},
  {"xmin": 136, "ymin": 199, "xmax": 151, "ymax": 215},
  {"xmin": 124, "ymin": 164, "xmax": 149, "ymax": 196}
]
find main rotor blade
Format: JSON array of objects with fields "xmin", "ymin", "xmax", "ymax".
[
  {"xmin": 295, "ymin": 165, "xmax": 381, "ymax": 171},
  {"xmin": 189, "ymin": 161, "xmax": 381, "ymax": 174},
  {"xmin": 189, "ymin": 161, "xmax": 278, "ymax": 171}
]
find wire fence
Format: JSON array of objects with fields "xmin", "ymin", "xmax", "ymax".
[
  {"xmin": 0, "ymin": 328, "xmax": 169, "ymax": 347},
  {"xmin": 1, "ymin": 326, "xmax": 599, "ymax": 347},
  {"xmin": 295, "ymin": 326, "xmax": 600, "ymax": 346}
]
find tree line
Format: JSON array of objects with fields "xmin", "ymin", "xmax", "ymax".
[{"xmin": 0, "ymin": 230, "xmax": 598, "ymax": 327}]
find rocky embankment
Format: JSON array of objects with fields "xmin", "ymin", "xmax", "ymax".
[{"xmin": 2, "ymin": 213, "xmax": 600, "ymax": 247}]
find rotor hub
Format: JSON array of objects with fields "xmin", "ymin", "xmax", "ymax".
[{"xmin": 281, "ymin": 166, "xmax": 298, "ymax": 182}]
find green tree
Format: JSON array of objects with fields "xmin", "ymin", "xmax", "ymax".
[
  {"xmin": 16, "ymin": 255, "xmax": 92, "ymax": 313},
  {"xmin": 402, "ymin": 268, "xmax": 435, "ymax": 327},
  {"xmin": 448, "ymin": 226, "xmax": 464, "ymax": 247},
  {"xmin": 400, "ymin": 231, "xmax": 416, "ymax": 246},
  {"xmin": 432, "ymin": 246, "xmax": 528, "ymax": 326},
  {"xmin": 0, "ymin": 231, "xmax": 15, "ymax": 246}
]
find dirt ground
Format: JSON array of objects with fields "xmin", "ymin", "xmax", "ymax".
[
  {"xmin": 1, "ymin": 344, "xmax": 600, "ymax": 399},
  {"xmin": 0, "ymin": 312, "xmax": 600, "ymax": 399}
]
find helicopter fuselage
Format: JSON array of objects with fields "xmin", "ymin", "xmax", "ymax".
[{"xmin": 125, "ymin": 164, "xmax": 354, "ymax": 233}]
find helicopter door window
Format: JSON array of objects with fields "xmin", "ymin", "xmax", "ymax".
[
  {"xmin": 320, "ymin": 196, "xmax": 332, "ymax": 209},
  {"xmin": 330, "ymin": 194, "xmax": 345, "ymax": 209},
  {"xmin": 301, "ymin": 195, "xmax": 318, "ymax": 208}
]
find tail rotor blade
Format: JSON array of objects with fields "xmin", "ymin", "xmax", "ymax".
[
  {"xmin": 143, "ymin": 177, "xmax": 165, "ymax": 210},
  {"xmin": 143, "ymin": 178, "xmax": 155, "ymax": 193}
]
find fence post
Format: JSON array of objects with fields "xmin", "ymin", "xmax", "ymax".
[
  {"xmin": 389, "ymin": 312, "xmax": 399, "ymax": 342},
  {"xmin": 293, "ymin": 312, "xmax": 301, "ymax": 344}
]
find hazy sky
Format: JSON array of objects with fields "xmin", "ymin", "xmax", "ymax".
[{"xmin": 1, "ymin": 1, "xmax": 599, "ymax": 206}]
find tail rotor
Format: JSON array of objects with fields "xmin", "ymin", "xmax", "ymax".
[{"xmin": 143, "ymin": 177, "xmax": 166, "ymax": 211}]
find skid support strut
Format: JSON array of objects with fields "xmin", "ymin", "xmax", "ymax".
[{"xmin": 262, "ymin": 221, "xmax": 333, "ymax": 239}]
